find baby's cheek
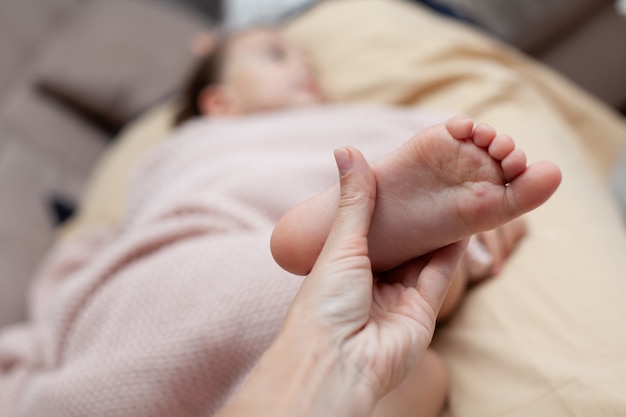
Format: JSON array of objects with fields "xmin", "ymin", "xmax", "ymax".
[{"xmin": 262, "ymin": 84, "xmax": 295, "ymax": 109}]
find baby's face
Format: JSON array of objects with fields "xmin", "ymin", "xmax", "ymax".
[{"xmin": 219, "ymin": 29, "xmax": 323, "ymax": 115}]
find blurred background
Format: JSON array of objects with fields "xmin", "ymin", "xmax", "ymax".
[{"xmin": 0, "ymin": 0, "xmax": 625, "ymax": 325}]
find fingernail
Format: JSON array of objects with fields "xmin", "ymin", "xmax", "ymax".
[{"xmin": 334, "ymin": 147, "xmax": 353, "ymax": 177}]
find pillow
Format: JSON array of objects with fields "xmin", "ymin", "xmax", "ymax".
[{"xmin": 35, "ymin": 0, "xmax": 210, "ymax": 129}]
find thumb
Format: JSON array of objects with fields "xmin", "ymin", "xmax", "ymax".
[{"xmin": 316, "ymin": 147, "xmax": 377, "ymax": 266}]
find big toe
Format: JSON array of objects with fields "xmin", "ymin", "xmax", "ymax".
[{"xmin": 506, "ymin": 161, "xmax": 562, "ymax": 216}]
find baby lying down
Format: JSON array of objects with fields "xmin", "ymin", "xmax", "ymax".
[{"xmin": 0, "ymin": 28, "xmax": 560, "ymax": 416}]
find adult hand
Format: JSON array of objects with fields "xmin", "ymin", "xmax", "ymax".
[
  {"xmin": 280, "ymin": 146, "xmax": 467, "ymax": 404},
  {"xmin": 217, "ymin": 147, "xmax": 467, "ymax": 417}
]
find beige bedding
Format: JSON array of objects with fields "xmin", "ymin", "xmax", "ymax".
[{"xmin": 62, "ymin": 0, "xmax": 626, "ymax": 415}]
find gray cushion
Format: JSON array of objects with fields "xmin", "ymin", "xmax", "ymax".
[
  {"xmin": 0, "ymin": 0, "xmax": 84, "ymax": 102},
  {"xmin": 35, "ymin": 0, "xmax": 210, "ymax": 129},
  {"xmin": 0, "ymin": 87, "xmax": 108, "ymax": 175},
  {"xmin": 418, "ymin": 0, "xmax": 607, "ymax": 46}
]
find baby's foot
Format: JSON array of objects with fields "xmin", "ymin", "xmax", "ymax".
[{"xmin": 369, "ymin": 116, "xmax": 561, "ymax": 271}]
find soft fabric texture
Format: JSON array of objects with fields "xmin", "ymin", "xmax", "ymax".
[
  {"xmin": 0, "ymin": 106, "xmax": 449, "ymax": 416},
  {"xmin": 58, "ymin": 101, "xmax": 180, "ymax": 242},
  {"xmin": 6, "ymin": 0, "xmax": 626, "ymax": 416},
  {"xmin": 0, "ymin": 0, "xmax": 212, "ymax": 328},
  {"xmin": 285, "ymin": 2, "xmax": 626, "ymax": 415},
  {"xmin": 413, "ymin": 0, "xmax": 592, "ymax": 43},
  {"xmin": 35, "ymin": 0, "xmax": 209, "ymax": 129}
]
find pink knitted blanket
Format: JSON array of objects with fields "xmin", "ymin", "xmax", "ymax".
[{"xmin": 0, "ymin": 105, "xmax": 445, "ymax": 416}]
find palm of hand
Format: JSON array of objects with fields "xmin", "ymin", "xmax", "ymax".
[
  {"xmin": 339, "ymin": 257, "xmax": 446, "ymax": 397},
  {"xmin": 283, "ymin": 147, "xmax": 465, "ymax": 402}
]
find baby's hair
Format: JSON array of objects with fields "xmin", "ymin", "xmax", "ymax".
[{"xmin": 174, "ymin": 32, "xmax": 231, "ymax": 127}]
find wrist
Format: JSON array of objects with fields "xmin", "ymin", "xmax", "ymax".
[
  {"xmin": 264, "ymin": 332, "xmax": 377, "ymax": 417},
  {"xmin": 219, "ymin": 330, "xmax": 377, "ymax": 417}
]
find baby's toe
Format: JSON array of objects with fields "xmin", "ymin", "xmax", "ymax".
[
  {"xmin": 445, "ymin": 116, "xmax": 474, "ymax": 140},
  {"xmin": 501, "ymin": 148, "xmax": 527, "ymax": 182},
  {"xmin": 472, "ymin": 123, "xmax": 497, "ymax": 147},
  {"xmin": 488, "ymin": 134, "xmax": 515, "ymax": 160}
]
